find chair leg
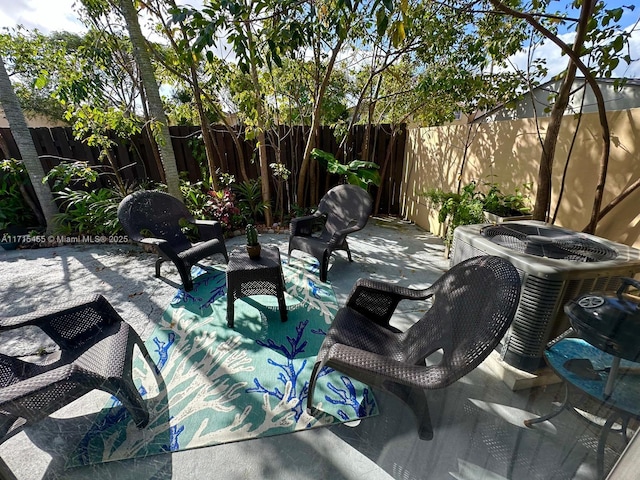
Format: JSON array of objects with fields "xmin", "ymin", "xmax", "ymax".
[
  {"xmin": 108, "ymin": 378, "xmax": 150, "ymax": 429},
  {"xmin": 136, "ymin": 337, "xmax": 164, "ymax": 388},
  {"xmin": 0, "ymin": 455, "xmax": 17, "ymax": 480},
  {"xmin": 107, "ymin": 334, "xmax": 156, "ymax": 429},
  {"xmin": 344, "ymin": 240, "xmax": 353, "ymax": 262},
  {"xmin": 155, "ymin": 258, "xmax": 165, "ymax": 278},
  {"xmin": 306, "ymin": 362, "xmax": 322, "ymax": 415},
  {"xmin": 387, "ymin": 383, "xmax": 433, "ymax": 440},
  {"xmin": 175, "ymin": 262, "xmax": 194, "ymax": 291},
  {"xmin": 319, "ymin": 252, "xmax": 330, "ymax": 283},
  {"xmin": 0, "ymin": 414, "xmax": 21, "ymax": 444}
]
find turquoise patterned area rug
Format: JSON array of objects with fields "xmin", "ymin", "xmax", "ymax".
[{"xmin": 66, "ymin": 257, "xmax": 377, "ymax": 468}]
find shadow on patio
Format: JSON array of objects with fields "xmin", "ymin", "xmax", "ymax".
[{"xmin": 0, "ymin": 216, "xmax": 632, "ymax": 480}]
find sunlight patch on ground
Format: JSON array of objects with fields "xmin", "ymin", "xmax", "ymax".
[
  {"xmin": 467, "ymin": 398, "xmax": 557, "ymax": 435},
  {"xmin": 449, "ymin": 459, "xmax": 509, "ymax": 480}
]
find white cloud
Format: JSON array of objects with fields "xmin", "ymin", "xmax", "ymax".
[
  {"xmin": 1, "ymin": 0, "xmax": 637, "ymax": 80},
  {"xmin": 0, "ymin": 0, "xmax": 85, "ymax": 34},
  {"xmin": 502, "ymin": 26, "xmax": 640, "ymax": 82},
  {"xmin": 618, "ymin": 23, "xmax": 640, "ymax": 78}
]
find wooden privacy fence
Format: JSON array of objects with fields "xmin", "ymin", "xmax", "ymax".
[{"xmin": 0, "ymin": 123, "xmax": 406, "ymax": 214}]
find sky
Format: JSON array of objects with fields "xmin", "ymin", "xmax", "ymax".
[
  {"xmin": 0, "ymin": 0, "xmax": 639, "ymax": 79},
  {"xmin": 0, "ymin": 0, "xmax": 86, "ymax": 34}
]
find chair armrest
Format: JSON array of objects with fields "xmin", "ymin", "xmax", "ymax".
[
  {"xmin": 346, "ymin": 279, "xmax": 434, "ymax": 327},
  {"xmin": 0, "ymin": 294, "xmax": 107, "ymax": 332},
  {"xmin": 194, "ymin": 219, "xmax": 224, "ymax": 241},
  {"xmin": 154, "ymin": 240, "xmax": 183, "ymax": 264},
  {"xmin": 290, "ymin": 212, "xmax": 324, "ymax": 236},
  {"xmin": 325, "ymin": 344, "xmax": 440, "ymax": 388},
  {"xmin": 327, "ymin": 220, "xmax": 364, "ymax": 246},
  {"xmin": 139, "ymin": 237, "xmax": 166, "ymax": 247},
  {"xmin": 139, "ymin": 238, "xmax": 176, "ymax": 259},
  {"xmin": 0, "ymin": 295, "xmax": 123, "ymax": 350},
  {"xmin": 0, "ymin": 364, "xmax": 77, "ymax": 405}
]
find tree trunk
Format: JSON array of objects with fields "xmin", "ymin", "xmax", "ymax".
[
  {"xmin": 374, "ymin": 127, "xmax": 398, "ymax": 214},
  {"xmin": 532, "ymin": 63, "xmax": 578, "ymax": 221},
  {"xmin": 529, "ymin": 0, "xmax": 599, "ymax": 225},
  {"xmin": 139, "ymin": 80, "xmax": 166, "ymax": 183},
  {"xmin": 0, "ymin": 56, "xmax": 58, "ymax": 234},
  {"xmin": 191, "ymin": 71, "xmax": 220, "ymax": 190},
  {"xmin": 297, "ymin": 37, "xmax": 346, "ymax": 206},
  {"xmin": 119, "ymin": 0, "xmax": 182, "ymax": 200},
  {"xmin": 161, "ymin": 0, "xmax": 220, "ymax": 190},
  {"xmin": 245, "ymin": 19, "xmax": 272, "ymax": 226},
  {"xmin": 198, "ymin": 89, "xmax": 250, "ymax": 182},
  {"xmin": 592, "ymin": 177, "xmax": 640, "ymax": 225},
  {"xmin": 490, "ymin": 0, "xmax": 609, "ymax": 232}
]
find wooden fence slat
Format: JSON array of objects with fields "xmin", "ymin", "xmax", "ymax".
[
  {"xmin": 0, "ymin": 124, "xmax": 404, "ymax": 214},
  {"xmin": 31, "ymin": 127, "xmax": 59, "ymax": 172},
  {"xmin": 50, "ymin": 127, "xmax": 74, "ymax": 160},
  {"xmin": 0, "ymin": 128, "xmax": 20, "ymax": 159}
]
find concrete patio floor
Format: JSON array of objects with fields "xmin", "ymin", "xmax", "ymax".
[{"xmin": 0, "ymin": 216, "xmax": 631, "ymax": 480}]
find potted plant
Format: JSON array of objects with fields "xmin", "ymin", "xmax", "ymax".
[
  {"xmin": 245, "ymin": 223, "xmax": 261, "ymax": 259},
  {"xmin": 424, "ymin": 180, "xmax": 532, "ymax": 256},
  {"xmin": 482, "ymin": 182, "xmax": 532, "ymax": 223},
  {"xmin": 424, "ymin": 182, "xmax": 486, "ymax": 255}
]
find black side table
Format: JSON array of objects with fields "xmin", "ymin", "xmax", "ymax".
[{"xmin": 226, "ymin": 246, "xmax": 288, "ymax": 328}]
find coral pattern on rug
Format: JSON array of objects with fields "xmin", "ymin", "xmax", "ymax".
[{"xmin": 67, "ymin": 257, "xmax": 377, "ymax": 468}]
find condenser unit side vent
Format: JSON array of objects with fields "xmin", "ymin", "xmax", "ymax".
[{"xmin": 500, "ymin": 275, "xmax": 564, "ymax": 367}]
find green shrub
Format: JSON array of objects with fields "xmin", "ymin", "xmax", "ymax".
[
  {"xmin": 425, "ymin": 182, "xmax": 485, "ymax": 248},
  {"xmin": 180, "ymin": 180, "xmax": 210, "ymax": 220},
  {"xmin": 483, "ymin": 182, "xmax": 531, "ymax": 217},
  {"xmin": 43, "ymin": 161, "xmax": 128, "ymax": 236},
  {"xmin": 232, "ymin": 179, "xmax": 268, "ymax": 224},
  {"xmin": 424, "ymin": 180, "xmax": 531, "ymax": 248},
  {"xmin": 52, "ymin": 187, "xmax": 124, "ymax": 235},
  {"xmin": 0, "ymin": 159, "xmax": 39, "ymax": 229},
  {"xmin": 311, "ymin": 148, "xmax": 380, "ymax": 190},
  {"xmin": 204, "ymin": 187, "xmax": 242, "ymax": 232}
]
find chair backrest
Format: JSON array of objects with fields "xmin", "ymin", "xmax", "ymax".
[
  {"xmin": 117, "ymin": 190, "xmax": 193, "ymax": 251},
  {"xmin": 317, "ymin": 184, "xmax": 373, "ymax": 236},
  {"xmin": 403, "ymin": 255, "xmax": 521, "ymax": 386}
]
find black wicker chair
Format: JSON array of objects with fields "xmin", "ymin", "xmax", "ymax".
[
  {"xmin": 307, "ymin": 255, "xmax": 521, "ymax": 440},
  {"xmin": 118, "ymin": 190, "xmax": 228, "ymax": 291},
  {"xmin": 288, "ymin": 184, "xmax": 372, "ymax": 282},
  {"xmin": 0, "ymin": 295, "xmax": 157, "ymax": 443}
]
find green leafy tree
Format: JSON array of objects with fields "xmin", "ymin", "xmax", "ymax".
[
  {"xmin": 0, "ymin": 28, "xmax": 69, "ymax": 123},
  {"xmin": 487, "ymin": 0, "xmax": 636, "ymax": 232},
  {"xmin": 77, "ymin": 0, "xmax": 182, "ymax": 199},
  {"xmin": 296, "ymin": 0, "xmax": 364, "ymax": 206},
  {"xmin": 376, "ymin": 0, "xmax": 635, "ymax": 233},
  {"xmin": 116, "ymin": 0, "xmax": 182, "ymax": 200},
  {"xmin": 143, "ymin": 0, "xmax": 242, "ymax": 190},
  {"xmin": 178, "ymin": 0, "xmax": 308, "ymax": 226}
]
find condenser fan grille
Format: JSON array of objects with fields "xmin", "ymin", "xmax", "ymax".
[{"xmin": 481, "ymin": 224, "xmax": 618, "ymax": 262}]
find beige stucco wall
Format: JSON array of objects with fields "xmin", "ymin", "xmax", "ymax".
[
  {"xmin": 401, "ymin": 107, "xmax": 640, "ymax": 250},
  {"xmin": 0, "ymin": 108, "xmax": 67, "ymax": 128}
]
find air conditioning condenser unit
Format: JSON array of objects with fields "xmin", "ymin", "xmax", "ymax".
[{"xmin": 450, "ymin": 220, "xmax": 640, "ymax": 372}]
